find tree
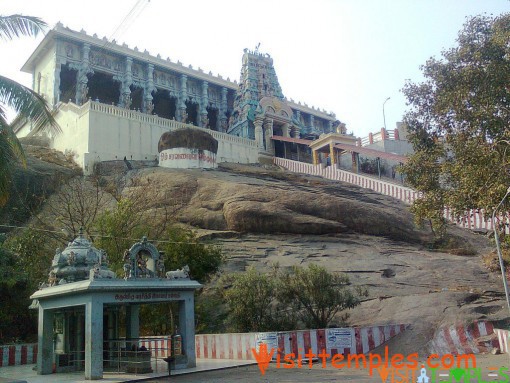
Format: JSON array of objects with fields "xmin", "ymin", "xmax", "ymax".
[
  {"xmin": 278, "ymin": 264, "xmax": 360, "ymax": 329},
  {"xmin": 160, "ymin": 226, "xmax": 224, "ymax": 284},
  {"xmin": 221, "ymin": 265, "xmax": 362, "ymax": 332},
  {"xmin": 0, "ymin": 15, "xmax": 59, "ymax": 206},
  {"xmin": 0, "ymin": 231, "xmax": 52, "ymax": 343},
  {"xmin": 401, "ymin": 13, "xmax": 510, "ymax": 236},
  {"xmin": 221, "ymin": 266, "xmax": 295, "ymax": 332}
]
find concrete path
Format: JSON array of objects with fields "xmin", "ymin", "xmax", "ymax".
[{"xmin": 0, "ymin": 359, "xmax": 256, "ymax": 383}]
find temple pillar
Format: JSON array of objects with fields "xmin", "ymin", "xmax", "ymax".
[
  {"xmin": 291, "ymin": 126, "xmax": 300, "ymax": 139},
  {"xmin": 312, "ymin": 150, "xmax": 319, "ymax": 165},
  {"xmin": 200, "ymin": 81, "xmax": 209, "ymax": 128},
  {"xmin": 76, "ymin": 43, "xmax": 91, "ymax": 105},
  {"xmin": 143, "ymin": 63, "xmax": 154, "ymax": 114},
  {"xmin": 76, "ymin": 313, "xmax": 84, "ymax": 364},
  {"xmin": 263, "ymin": 119, "xmax": 274, "ymax": 154},
  {"xmin": 177, "ymin": 74, "xmax": 188, "ymax": 122},
  {"xmin": 329, "ymin": 143, "xmax": 336, "ymax": 166},
  {"xmin": 125, "ymin": 304, "xmax": 140, "ymax": 347},
  {"xmin": 179, "ymin": 293, "xmax": 196, "ymax": 368},
  {"xmin": 220, "ymin": 87, "xmax": 228, "ymax": 132},
  {"xmin": 328, "ymin": 120, "xmax": 333, "ymax": 133},
  {"xmin": 37, "ymin": 307, "xmax": 54, "ymax": 375},
  {"xmin": 282, "ymin": 123, "xmax": 290, "ymax": 138},
  {"xmin": 85, "ymin": 299, "xmax": 103, "ymax": 380},
  {"xmin": 254, "ymin": 117, "xmax": 264, "ymax": 150},
  {"xmin": 309, "ymin": 115, "xmax": 315, "ymax": 133},
  {"xmin": 119, "ymin": 57, "xmax": 133, "ymax": 108}
]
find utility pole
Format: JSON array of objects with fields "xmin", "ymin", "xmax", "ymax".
[{"xmin": 383, "ymin": 97, "xmax": 390, "ymax": 131}]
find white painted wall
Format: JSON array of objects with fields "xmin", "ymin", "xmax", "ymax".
[
  {"xmin": 19, "ymin": 101, "xmax": 259, "ymax": 174},
  {"xmin": 32, "ymin": 43, "xmax": 57, "ymax": 106}
]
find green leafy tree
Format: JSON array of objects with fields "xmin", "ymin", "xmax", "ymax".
[
  {"xmin": 0, "ymin": 231, "xmax": 54, "ymax": 343},
  {"xmin": 278, "ymin": 264, "xmax": 360, "ymax": 329},
  {"xmin": 221, "ymin": 265, "xmax": 361, "ymax": 332},
  {"xmin": 94, "ymin": 198, "xmax": 151, "ymax": 272},
  {"xmin": 221, "ymin": 266, "xmax": 295, "ymax": 332},
  {"xmin": 0, "ymin": 15, "xmax": 60, "ymax": 206},
  {"xmin": 159, "ymin": 227, "xmax": 224, "ymax": 283},
  {"xmin": 401, "ymin": 13, "xmax": 510, "ymax": 236}
]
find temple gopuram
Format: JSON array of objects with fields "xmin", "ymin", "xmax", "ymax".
[{"xmin": 15, "ymin": 23, "xmax": 349, "ymax": 173}]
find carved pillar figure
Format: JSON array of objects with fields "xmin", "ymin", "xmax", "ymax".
[
  {"xmin": 76, "ymin": 43, "xmax": 91, "ymax": 105},
  {"xmin": 200, "ymin": 81, "xmax": 209, "ymax": 128},
  {"xmin": 309, "ymin": 114, "xmax": 315, "ymax": 133},
  {"xmin": 263, "ymin": 118, "xmax": 274, "ymax": 154},
  {"xmin": 220, "ymin": 87, "xmax": 228, "ymax": 132},
  {"xmin": 178, "ymin": 74, "xmax": 188, "ymax": 122},
  {"xmin": 143, "ymin": 63, "xmax": 155, "ymax": 114},
  {"xmin": 254, "ymin": 116, "xmax": 264, "ymax": 150},
  {"xmin": 282, "ymin": 123, "xmax": 290, "ymax": 138},
  {"xmin": 291, "ymin": 126, "xmax": 300, "ymax": 139},
  {"xmin": 119, "ymin": 57, "xmax": 133, "ymax": 108}
]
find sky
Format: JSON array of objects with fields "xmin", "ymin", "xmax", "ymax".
[{"xmin": 1, "ymin": 0, "xmax": 509, "ymax": 138}]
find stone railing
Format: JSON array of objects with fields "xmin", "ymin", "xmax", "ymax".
[
  {"xmin": 87, "ymin": 101, "xmax": 257, "ymax": 147},
  {"xmin": 358, "ymin": 128, "xmax": 398, "ymax": 147},
  {"xmin": 274, "ymin": 157, "xmax": 419, "ymax": 204},
  {"xmin": 274, "ymin": 157, "xmax": 510, "ymax": 234}
]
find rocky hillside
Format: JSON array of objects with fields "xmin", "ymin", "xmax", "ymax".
[{"xmin": 4, "ymin": 147, "xmax": 509, "ymax": 355}]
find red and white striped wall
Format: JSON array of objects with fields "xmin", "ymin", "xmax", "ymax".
[
  {"xmin": 0, "ymin": 344, "xmax": 37, "ymax": 367},
  {"xmin": 195, "ymin": 333, "xmax": 257, "ymax": 360},
  {"xmin": 495, "ymin": 328, "xmax": 509, "ymax": 354},
  {"xmin": 194, "ymin": 324, "xmax": 408, "ymax": 361},
  {"xmin": 139, "ymin": 337, "xmax": 172, "ymax": 358},
  {"xmin": 428, "ymin": 321, "xmax": 499, "ymax": 356},
  {"xmin": 274, "ymin": 157, "xmax": 510, "ymax": 234}
]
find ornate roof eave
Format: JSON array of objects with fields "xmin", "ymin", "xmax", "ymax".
[
  {"xmin": 286, "ymin": 100, "xmax": 337, "ymax": 121},
  {"xmin": 21, "ymin": 23, "xmax": 238, "ymax": 90}
]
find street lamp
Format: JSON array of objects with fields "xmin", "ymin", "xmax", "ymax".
[
  {"xmin": 492, "ymin": 186, "xmax": 510, "ymax": 315},
  {"xmin": 383, "ymin": 97, "xmax": 390, "ymax": 131}
]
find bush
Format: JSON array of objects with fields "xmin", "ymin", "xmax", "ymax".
[{"xmin": 220, "ymin": 264, "xmax": 363, "ymax": 332}]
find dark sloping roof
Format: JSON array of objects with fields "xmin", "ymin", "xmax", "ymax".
[
  {"xmin": 334, "ymin": 143, "xmax": 408, "ymax": 162},
  {"xmin": 271, "ymin": 135, "xmax": 313, "ymax": 145}
]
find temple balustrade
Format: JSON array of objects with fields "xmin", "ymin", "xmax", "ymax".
[{"xmin": 44, "ymin": 100, "xmax": 259, "ymax": 174}]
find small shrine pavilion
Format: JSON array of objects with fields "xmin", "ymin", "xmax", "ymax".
[{"xmin": 30, "ymin": 232, "xmax": 201, "ymax": 380}]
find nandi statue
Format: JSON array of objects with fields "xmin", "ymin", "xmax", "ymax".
[
  {"xmin": 89, "ymin": 264, "xmax": 116, "ymax": 280},
  {"xmin": 166, "ymin": 265, "xmax": 190, "ymax": 280}
]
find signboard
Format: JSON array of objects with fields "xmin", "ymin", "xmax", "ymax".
[
  {"xmin": 326, "ymin": 328, "xmax": 353, "ymax": 349},
  {"xmin": 256, "ymin": 332, "xmax": 278, "ymax": 354},
  {"xmin": 113, "ymin": 292, "xmax": 180, "ymax": 302}
]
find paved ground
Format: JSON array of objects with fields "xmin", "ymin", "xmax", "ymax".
[{"xmin": 149, "ymin": 354, "xmax": 510, "ymax": 383}]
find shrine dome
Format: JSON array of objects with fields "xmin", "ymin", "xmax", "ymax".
[{"xmin": 48, "ymin": 230, "xmax": 115, "ymax": 285}]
